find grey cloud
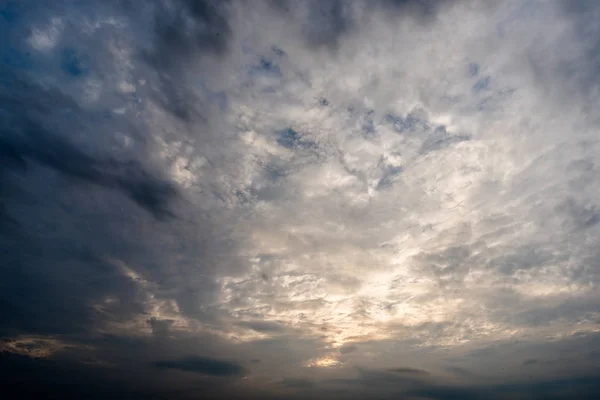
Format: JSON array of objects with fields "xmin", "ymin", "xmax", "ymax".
[
  {"xmin": 0, "ymin": 348, "xmax": 263, "ymax": 399},
  {"xmin": 236, "ymin": 320, "xmax": 286, "ymax": 333},
  {"xmin": 0, "ymin": 74, "xmax": 170, "ymax": 336},
  {"xmin": 472, "ymin": 76, "xmax": 491, "ymax": 92},
  {"xmin": 321, "ymin": 361, "xmax": 600, "ymax": 400},
  {"xmin": 486, "ymin": 245, "xmax": 557, "ymax": 275},
  {"xmin": 154, "ymin": 356, "xmax": 245, "ymax": 377},
  {"xmin": 445, "ymin": 365, "xmax": 478, "ymax": 379},
  {"xmin": 383, "ymin": 110, "xmax": 473, "ymax": 159},
  {"xmin": 148, "ymin": 0, "xmax": 231, "ymax": 64},
  {"xmin": 318, "ymin": 369, "xmax": 424, "ymax": 398},
  {"xmin": 468, "ymin": 62, "xmax": 480, "ymax": 77},
  {"xmin": 516, "ymin": 2, "xmax": 600, "ymax": 112},
  {"xmin": 382, "ymin": 0, "xmax": 453, "ymax": 13},
  {"xmin": 148, "ymin": 318, "xmax": 175, "ymax": 337},
  {"xmin": 0, "ymin": 1, "xmax": 248, "ymax": 342},
  {"xmin": 278, "ymin": 378, "xmax": 316, "ymax": 388},
  {"xmin": 339, "ymin": 344, "xmax": 358, "ymax": 354},
  {"xmin": 510, "ymin": 295, "xmax": 600, "ymax": 327},
  {"xmin": 355, "ymin": 367, "xmax": 431, "ymax": 387},
  {"xmin": 376, "ymin": 164, "xmax": 403, "ymax": 190},
  {"xmin": 302, "ymin": 0, "xmax": 355, "ymax": 49},
  {"xmin": 0, "ymin": 68, "xmax": 177, "ymax": 219},
  {"xmin": 409, "ymin": 387, "xmax": 484, "ymax": 400},
  {"xmin": 116, "ymin": 1, "xmax": 234, "ymax": 122},
  {"xmin": 388, "ymin": 367, "xmax": 430, "ymax": 376},
  {"xmin": 270, "ymin": 0, "xmax": 460, "ymax": 51},
  {"xmin": 150, "ymin": 75, "xmax": 203, "ymax": 122},
  {"xmin": 412, "ymin": 245, "xmax": 472, "ymax": 286},
  {"xmin": 276, "ymin": 128, "xmax": 318, "ymax": 151},
  {"xmin": 558, "ymin": 1, "xmax": 600, "ymax": 96},
  {"xmin": 0, "ymin": 121, "xmax": 177, "ymax": 219},
  {"xmin": 419, "ymin": 126, "xmax": 471, "ymax": 155},
  {"xmin": 269, "ymin": 0, "xmax": 356, "ymax": 50},
  {"xmin": 557, "ymin": 197, "xmax": 600, "ymax": 231},
  {"xmin": 385, "ymin": 109, "xmax": 431, "ymax": 133}
]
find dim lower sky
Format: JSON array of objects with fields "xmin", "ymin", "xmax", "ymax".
[{"xmin": 2, "ymin": 1, "xmax": 600, "ymax": 399}]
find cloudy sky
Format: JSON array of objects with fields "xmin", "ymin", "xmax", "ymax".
[{"xmin": 2, "ymin": 0, "xmax": 600, "ymax": 398}]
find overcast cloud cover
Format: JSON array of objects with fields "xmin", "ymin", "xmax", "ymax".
[{"xmin": 2, "ymin": 0, "xmax": 600, "ymax": 399}]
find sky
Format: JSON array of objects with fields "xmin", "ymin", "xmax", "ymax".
[{"xmin": 2, "ymin": 0, "xmax": 600, "ymax": 399}]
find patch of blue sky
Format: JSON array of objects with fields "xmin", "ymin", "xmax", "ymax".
[
  {"xmin": 468, "ymin": 62, "xmax": 479, "ymax": 77},
  {"xmin": 271, "ymin": 45, "xmax": 286, "ymax": 57},
  {"xmin": 276, "ymin": 128, "xmax": 302, "ymax": 149},
  {"xmin": 376, "ymin": 165, "xmax": 404, "ymax": 190},
  {"xmin": 60, "ymin": 48, "xmax": 88, "ymax": 77},
  {"xmin": 249, "ymin": 56, "xmax": 281, "ymax": 77},
  {"xmin": 362, "ymin": 118, "xmax": 375, "ymax": 135},
  {"xmin": 385, "ymin": 112, "xmax": 429, "ymax": 133},
  {"xmin": 276, "ymin": 128, "xmax": 316, "ymax": 150},
  {"xmin": 361, "ymin": 109, "xmax": 377, "ymax": 135},
  {"xmin": 472, "ymin": 76, "xmax": 491, "ymax": 92},
  {"xmin": 420, "ymin": 127, "xmax": 471, "ymax": 155},
  {"xmin": 0, "ymin": 1, "xmax": 21, "ymax": 22},
  {"xmin": 262, "ymin": 162, "xmax": 287, "ymax": 182}
]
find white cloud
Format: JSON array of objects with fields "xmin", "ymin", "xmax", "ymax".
[{"xmin": 28, "ymin": 17, "xmax": 63, "ymax": 51}]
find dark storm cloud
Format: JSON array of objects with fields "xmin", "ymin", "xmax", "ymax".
[
  {"xmin": 0, "ymin": 119, "xmax": 177, "ymax": 218},
  {"xmin": 0, "ymin": 0, "xmax": 246, "ymax": 341},
  {"xmin": 320, "ymin": 365, "xmax": 600, "ymax": 400},
  {"xmin": 154, "ymin": 356, "xmax": 245, "ymax": 376},
  {"xmin": 0, "ymin": 156, "xmax": 148, "ymax": 335},
  {"xmin": 321, "ymin": 367, "xmax": 479, "ymax": 400},
  {"xmin": 0, "ymin": 67, "xmax": 177, "ymax": 219},
  {"xmin": 0, "ymin": 352, "xmax": 171, "ymax": 400},
  {"xmin": 0, "ymin": 61, "xmax": 180, "ymax": 337}
]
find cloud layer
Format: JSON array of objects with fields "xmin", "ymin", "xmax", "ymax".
[{"xmin": 2, "ymin": 0, "xmax": 600, "ymax": 398}]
